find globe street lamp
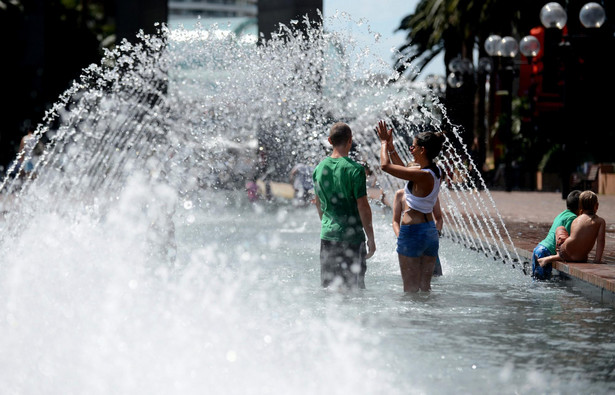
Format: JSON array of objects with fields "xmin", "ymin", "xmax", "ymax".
[
  {"xmin": 538, "ymin": 1, "xmax": 607, "ymax": 197},
  {"xmin": 483, "ymin": 1, "xmax": 608, "ymax": 194},
  {"xmin": 540, "ymin": 1, "xmax": 606, "ymax": 29},
  {"xmin": 483, "ymin": 34, "xmax": 540, "ymax": 190}
]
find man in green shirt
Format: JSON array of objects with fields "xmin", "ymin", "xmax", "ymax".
[
  {"xmin": 531, "ymin": 190, "xmax": 581, "ymax": 280},
  {"xmin": 313, "ymin": 122, "xmax": 376, "ymax": 289}
]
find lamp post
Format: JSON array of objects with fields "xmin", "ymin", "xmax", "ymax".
[
  {"xmin": 483, "ymin": 1, "xmax": 608, "ymax": 195},
  {"xmin": 538, "ymin": 1, "xmax": 607, "ymax": 198},
  {"xmin": 483, "ymin": 34, "xmax": 539, "ymax": 190},
  {"xmin": 444, "ymin": 54, "xmax": 478, "ymax": 179}
]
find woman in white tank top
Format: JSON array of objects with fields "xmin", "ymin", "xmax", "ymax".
[{"xmin": 377, "ymin": 120, "xmax": 445, "ymax": 292}]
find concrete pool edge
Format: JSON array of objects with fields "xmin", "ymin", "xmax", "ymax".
[
  {"xmin": 498, "ymin": 243, "xmax": 615, "ymax": 307},
  {"xmin": 552, "ymin": 262, "xmax": 615, "ymax": 306}
]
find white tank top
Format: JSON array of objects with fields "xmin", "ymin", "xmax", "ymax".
[{"xmin": 404, "ymin": 168, "xmax": 440, "ymax": 214}]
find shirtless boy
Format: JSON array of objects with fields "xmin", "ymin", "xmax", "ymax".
[{"xmin": 538, "ymin": 190, "xmax": 606, "ymax": 266}]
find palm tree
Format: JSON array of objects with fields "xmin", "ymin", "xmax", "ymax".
[
  {"xmin": 395, "ymin": 0, "xmax": 543, "ymax": 186},
  {"xmin": 395, "ymin": 0, "xmax": 540, "ymax": 80}
]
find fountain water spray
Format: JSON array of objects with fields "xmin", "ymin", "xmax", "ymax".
[{"xmin": 0, "ymin": 14, "xmax": 525, "ymax": 271}]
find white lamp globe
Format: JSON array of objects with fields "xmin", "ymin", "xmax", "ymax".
[
  {"xmin": 519, "ymin": 35, "xmax": 541, "ymax": 57},
  {"xmin": 497, "ymin": 36, "xmax": 519, "ymax": 58},
  {"xmin": 447, "ymin": 72, "xmax": 464, "ymax": 88},
  {"xmin": 478, "ymin": 57, "xmax": 493, "ymax": 74},
  {"xmin": 484, "ymin": 35, "xmax": 502, "ymax": 56},
  {"xmin": 540, "ymin": 2, "xmax": 568, "ymax": 29},
  {"xmin": 579, "ymin": 2, "xmax": 606, "ymax": 28},
  {"xmin": 448, "ymin": 57, "xmax": 463, "ymax": 72}
]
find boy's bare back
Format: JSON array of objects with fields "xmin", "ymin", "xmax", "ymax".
[
  {"xmin": 538, "ymin": 190, "xmax": 607, "ymax": 266},
  {"xmin": 560, "ymin": 213, "xmax": 606, "ymax": 262}
]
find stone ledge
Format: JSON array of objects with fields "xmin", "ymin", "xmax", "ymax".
[{"xmin": 554, "ymin": 262, "xmax": 615, "ymax": 293}]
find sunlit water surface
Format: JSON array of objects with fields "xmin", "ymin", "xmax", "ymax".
[{"xmin": 2, "ymin": 190, "xmax": 614, "ymax": 394}]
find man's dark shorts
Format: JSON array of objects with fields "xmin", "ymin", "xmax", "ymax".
[
  {"xmin": 320, "ymin": 239, "xmax": 367, "ymax": 289},
  {"xmin": 531, "ymin": 244, "xmax": 552, "ymax": 280}
]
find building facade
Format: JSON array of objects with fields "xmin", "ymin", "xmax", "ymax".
[{"xmin": 168, "ymin": 0, "xmax": 257, "ymax": 18}]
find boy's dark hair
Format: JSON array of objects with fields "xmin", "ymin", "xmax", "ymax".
[
  {"xmin": 566, "ymin": 190, "xmax": 582, "ymax": 212},
  {"xmin": 329, "ymin": 122, "xmax": 352, "ymax": 147},
  {"xmin": 579, "ymin": 190, "xmax": 598, "ymax": 215}
]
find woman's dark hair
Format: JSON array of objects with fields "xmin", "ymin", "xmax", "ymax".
[
  {"xmin": 415, "ymin": 131, "xmax": 445, "ymax": 161},
  {"xmin": 415, "ymin": 131, "xmax": 445, "ymax": 179}
]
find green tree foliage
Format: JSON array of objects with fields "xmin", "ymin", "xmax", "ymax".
[
  {"xmin": 395, "ymin": 0, "xmax": 542, "ymax": 79},
  {"xmin": 395, "ymin": 0, "xmax": 570, "ymax": 190}
]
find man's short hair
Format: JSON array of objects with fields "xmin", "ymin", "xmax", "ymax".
[
  {"xmin": 579, "ymin": 190, "xmax": 598, "ymax": 215},
  {"xmin": 329, "ymin": 122, "xmax": 352, "ymax": 147},
  {"xmin": 566, "ymin": 190, "xmax": 582, "ymax": 212}
]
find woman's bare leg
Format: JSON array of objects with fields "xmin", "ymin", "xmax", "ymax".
[
  {"xmin": 398, "ymin": 254, "xmax": 421, "ymax": 292},
  {"xmin": 419, "ymin": 256, "xmax": 436, "ymax": 292}
]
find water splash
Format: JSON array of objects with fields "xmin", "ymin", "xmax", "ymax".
[{"xmin": 0, "ymin": 13, "xmax": 525, "ymax": 269}]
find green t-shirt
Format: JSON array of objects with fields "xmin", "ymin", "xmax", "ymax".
[
  {"xmin": 539, "ymin": 209, "xmax": 577, "ymax": 254},
  {"xmin": 313, "ymin": 156, "xmax": 367, "ymax": 244}
]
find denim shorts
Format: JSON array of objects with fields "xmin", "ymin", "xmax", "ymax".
[
  {"xmin": 531, "ymin": 244, "xmax": 552, "ymax": 280},
  {"xmin": 396, "ymin": 222, "xmax": 439, "ymax": 258}
]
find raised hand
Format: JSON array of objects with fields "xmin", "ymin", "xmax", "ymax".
[{"xmin": 376, "ymin": 120, "xmax": 393, "ymax": 145}]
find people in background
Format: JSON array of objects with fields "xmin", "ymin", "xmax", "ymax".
[
  {"xmin": 18, "ymin": 128, "xmax": 44, "ymax": 178},
  {"xmin": 289, "ymin": 163, "xmax": 313, "ymax": 207}
]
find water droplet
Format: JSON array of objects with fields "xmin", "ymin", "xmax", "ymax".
[{"xmin": 226, "ymin": 350, "xmax": 237, "ymax": 362}]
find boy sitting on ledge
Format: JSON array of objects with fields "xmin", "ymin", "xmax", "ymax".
[
  {"xmin": 538, "ymin": 190, "xmax": 606, "ymax": 267},
  {"xmin": 531, "ymin": 190, "xmax": 580, "ymax": 280}
]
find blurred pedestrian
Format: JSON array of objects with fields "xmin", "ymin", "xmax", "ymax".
[
  {"xmin": 18, "ymin": 128, "xmax": 43, "ymax": 178},
  {"xmin": 289, "ymin": 163, "xmax": 313, "ymax": 207}
]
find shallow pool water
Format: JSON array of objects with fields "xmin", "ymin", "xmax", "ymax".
[
  {"xmin": 1, "ymin": 191, "xmax": 614, "ymax": 394},
  {"xmin": 139, "ymin": 193, "xmax": 615, "ymax": 393}
]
